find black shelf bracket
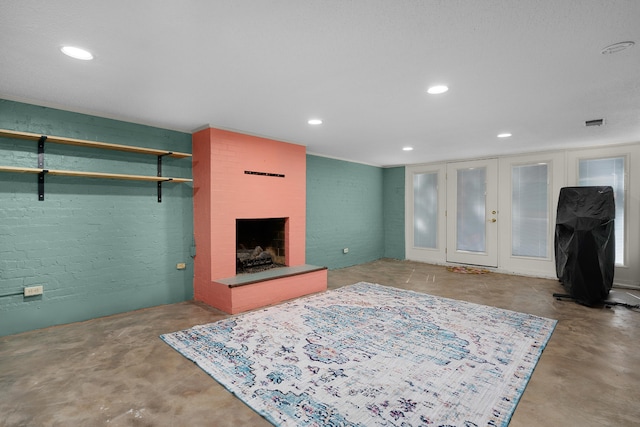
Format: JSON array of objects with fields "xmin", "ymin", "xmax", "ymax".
[
  {"xmin": 38, "ymin": 171, "xmax": 46, "ymax": 201},
  {"xmin": 37, "ymin": 135, "xmax": 47, "ymax": 201},
  {"xmin": 37, "ymin": 135, "xmax": 46, "ymax": 168},
  {"xmin": 157, "ymin": 153, "xmax": 172, "ymax": 203}
]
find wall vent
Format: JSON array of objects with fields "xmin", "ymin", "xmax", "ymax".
[{"xmin": 585, "ymin": 119, "xmax": 604, "ymax": 127}]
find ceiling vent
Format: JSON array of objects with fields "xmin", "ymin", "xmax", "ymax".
[{"xmin": 585, "ymin": 119, "xmax": 604, "ymax": 127}]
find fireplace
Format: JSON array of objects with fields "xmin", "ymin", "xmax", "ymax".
[
  {"xmin": 236, "ymin": 218, "xmax": 287, "ymax": 273},
  {"xmin": 192, "ymin": 127, "xmax": 327, "ymax": 314}
]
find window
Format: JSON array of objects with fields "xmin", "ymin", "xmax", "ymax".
[
  {"xmin": 456, "ymin": 167, "xmax": 486, "ymax": 253},
  {"xmin": 512, "ymin": 163, "xmax": 548, "ymax": 258},
  {"xmin": 578, "ymin": 157, "xmax": 625, "ymax": 265},
  {"xmin": 413, "ymin": 172, "xmax": 438, "ymax": 248}
]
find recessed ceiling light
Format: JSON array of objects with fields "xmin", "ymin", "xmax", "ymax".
[
  {"xmin": 308, "ymin": 119, "xmax": 322, "ymax": 125},
  {"xmin": 427, "ymin": 85, "xmax": 449, "ymax": 95},
  {"xmin": 402, "ymin": 146, "xmax": 414, "ymax": 151},
  {"xmin": 497, "ymin": 133, "xmax": 512, "ymax": 138},
  {"xmin": 61, "ymin": 46, "xmax": 93, "ymax": 60},
  {"xmin": 601, "ymin": 41, "xmax": 635, "ymax": 54}
]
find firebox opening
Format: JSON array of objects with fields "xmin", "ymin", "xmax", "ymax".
[{"xmin": 236, "ymin": 218, "xmax": 287, "ymax": 274}]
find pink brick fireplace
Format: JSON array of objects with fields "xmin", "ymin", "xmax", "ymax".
[{"xmin": 192, "ymin": 127, "xmax": 327, "ymax": 314}]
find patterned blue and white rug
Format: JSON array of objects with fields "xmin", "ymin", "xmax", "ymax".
[{"xmin": 161, "ymin": 282, "xmax": 556, "ymax": 426}]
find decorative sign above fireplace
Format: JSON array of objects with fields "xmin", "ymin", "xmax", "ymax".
[{"xmin": 244, "ymin": 170, "xmax": 285, "ymax": 178}]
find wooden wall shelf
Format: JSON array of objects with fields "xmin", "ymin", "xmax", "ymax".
[
  {"xmin": 0, "ymin": 166, "xmax": 193, "ymax": 182},
  {"xmin": 0, "ymin": 129, "xmax": 192, "ymax": 201},
  {"xmin": 0, "ymin": 129, "xmax": 192, "ymax": 158}
]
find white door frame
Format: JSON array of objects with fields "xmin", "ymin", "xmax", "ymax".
[
  {"xmin": 445, "ymin": 159, "xmax": 499, "ymax": 267},
  {"xmin": 405, "ymin": 164, "xmax": 447, "ymax": 264},
  {"xmin": 497, "ymin": 152, "xmax": 564, "ymax": 278},
  {"xmin": 406, "ymin": 143, "xmax": 640, "ymax": 287}
]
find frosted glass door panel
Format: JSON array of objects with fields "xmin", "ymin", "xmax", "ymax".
[
  {"xmin": 456, "ymin": 167, "xmax": 486, "ymax": 252},
  {"xmin": 413, "ymin": 172, "xmax": 438, "ymax": 248},
  {"xmin": 446, "ymin": 159, "xmax": 498, "ymax": 267},
  {"xmin": 512, "ymin": 163, "xmax": 548, "ymax": 258},
  {"xmin": 578, "ymin": 157, "xmax": 625, "ymax": 265}
]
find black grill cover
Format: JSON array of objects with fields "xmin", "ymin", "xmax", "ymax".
[{"xmin": 555, "ymin": 186, "xmax": 615, "ymax": 305}]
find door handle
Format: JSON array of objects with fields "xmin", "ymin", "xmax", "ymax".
[{"xmin": 488, "ymin": 218, "xmax": 497, "ymax": 223}]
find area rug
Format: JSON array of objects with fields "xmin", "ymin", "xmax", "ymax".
[{"xmin": 161, "ymin": 282, "xmax": 556, "ymax": 426}]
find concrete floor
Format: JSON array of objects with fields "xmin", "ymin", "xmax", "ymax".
[{"xmin": 1, "ymin": 258, "xmax": 639, "ymax": 426}]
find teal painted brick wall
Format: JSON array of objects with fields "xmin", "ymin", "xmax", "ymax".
[
  {"xmin": 0, "ymin": 99, "xmax": 193, "ymax": 336},
  {"xmin": 383, "ymin": 167, "xmax": 405, "ymax": 259},
  {"xmin": 306, "ymin": 155, "xmax": 384, "ymax": 269}
]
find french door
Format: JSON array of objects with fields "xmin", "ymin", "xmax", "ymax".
[
  {"xmin": 408, "ymin": 148, "xmax": 638, "ymax": 283},
  {"xmin": 446, "ymin": 159, "xmax": 499, "ymax": 267}
]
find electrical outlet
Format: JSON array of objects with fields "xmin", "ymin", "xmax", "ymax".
[
  {"xmin": 24, "ymin": 285, "xmax": 43, "ymax": 297},
  {"xmin": 343, "ymin": 248, "xmax": 349, "ymax": 254},
  {"xmin": 176, "ymin": 263, "xmax": 187, "ymax": 270}
]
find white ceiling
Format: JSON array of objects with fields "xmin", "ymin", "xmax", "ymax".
[{"xmin": 1, "ymin": 1, "xmax": 639, "ymax": 167}]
